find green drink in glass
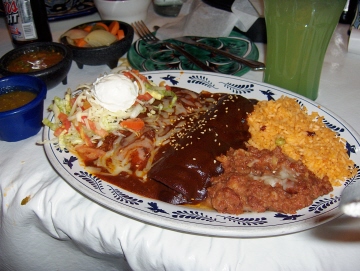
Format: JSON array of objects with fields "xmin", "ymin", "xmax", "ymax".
[{"xmin": 263, "ymin": 0, "xmax": 346, "ymax": 100}]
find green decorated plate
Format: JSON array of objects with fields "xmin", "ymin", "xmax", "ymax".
[{"xmin": 127, "ymin": 31, "xmax": 259, "ymax": 76}]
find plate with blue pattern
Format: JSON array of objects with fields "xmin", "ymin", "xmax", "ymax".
[
  {"xmin": 127, "ymin": 31, "xmax": 259, "ymax": 77},
  {"xmin": 43, "ymin": 70, "xmax": 360, "ymax": 238}
]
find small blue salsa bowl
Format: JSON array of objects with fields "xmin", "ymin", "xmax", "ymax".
[{"xmin": 0, "ymin": 75, "xmax": 47, "ymax": 142}]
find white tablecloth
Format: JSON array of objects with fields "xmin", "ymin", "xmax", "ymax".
[{"xmin": 1, "ymin": 5, "xmax": 360, "ymax": 271}]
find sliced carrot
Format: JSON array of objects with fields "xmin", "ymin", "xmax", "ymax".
[
  {"xmin": 77, "ymin": 39, "xmax": 88, "ymax": 47},
  {"xmin": 83, "ymin": 25, "xmax": 93, "ymax": 32},
  {"xmin": 109, "ymin": 21, "xmax": 120, "ymax": 36},
  {"xmin": 120, "ymin": 118, "xmax": 145, "ymax": 131},
  {"xmin": 117, "ymin": 29, "xmax": 125, "ymax": 40},
  {"xmin": 96, "ymin": 22, "xmax": 109, "ymax": 32},
  {"xmin": 74, "ymin": 38, "xmax": 88, "ymax": 47}
]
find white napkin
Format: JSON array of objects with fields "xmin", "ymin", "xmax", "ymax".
[
  {"xmin": 155, "ymin": 0, "xmax": 260, "ymax": 40},
  {"xmin": 232, "ymin": 0, "xmax": 260, "ymax": 32}
]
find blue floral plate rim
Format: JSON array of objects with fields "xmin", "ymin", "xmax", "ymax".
[{"xmin": 43, "ymin": 70, "xmax": 360, "ymax": 238}]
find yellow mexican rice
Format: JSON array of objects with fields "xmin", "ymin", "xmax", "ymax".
[{"xmin": 247, "ymin": 96, "xmax": 355, "ymax": 186}]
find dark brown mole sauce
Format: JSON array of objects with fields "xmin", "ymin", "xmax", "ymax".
[
  {"xmin": 148, "ymin": 93, "xmax": 255, "ymax": 204},
  {"xmin": 82, "ymin": 90, "xmax": 255, "ymax": 206}
]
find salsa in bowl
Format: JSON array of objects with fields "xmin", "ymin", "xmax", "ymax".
[
  {"xmin": 0, "ymin": 75, "xmax": 47, "ymax": 142},
  {"xmin": 0, "ymin": 42, "xmax": 72, "ymax": 90}
]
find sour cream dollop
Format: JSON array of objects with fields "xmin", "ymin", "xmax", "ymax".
[{"xmin": 91, "ymin": 73, "xmax": 139, "ymax": 112}]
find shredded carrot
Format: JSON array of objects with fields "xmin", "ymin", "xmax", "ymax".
[
  {"xmin": 120, "ymin": 118, "xmax": 145, "ymax": 131},
  {"xmin": 117, "ymin": 29, "xmax": 125, "ymax": 40},
  {"xmin": 96, "ymin": 22, "xmax": 109, "ymax": 32},
  {"xmin": 109, "ymin": 21, "xmax": 120, "ymax": 36}
]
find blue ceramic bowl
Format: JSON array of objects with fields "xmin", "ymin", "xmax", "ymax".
[{"xmin": 0, "ymin": 75, "xmax": 47, "ymax": 142}]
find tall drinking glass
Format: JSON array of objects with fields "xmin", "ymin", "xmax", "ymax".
[{"xmin": 263, "ymin": 0, "xmax": 346, "ymax": 100}]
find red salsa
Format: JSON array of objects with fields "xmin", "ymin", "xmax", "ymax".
[{"xmin": 7, "ymin": 50, "xmax": 63, "ymax": 73}]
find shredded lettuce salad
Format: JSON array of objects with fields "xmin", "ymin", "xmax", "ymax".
[{"xmin": 42, "ymin": 69, "xmax": 177, "ymax": 150}]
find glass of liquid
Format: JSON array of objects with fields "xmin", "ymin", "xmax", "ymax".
[
  {"xmin": 153, "ymin": 0, "xmax": 186, "ymax": 17},
  {"xmin": 263, "ymin": 0, "xmax": 346, "ymax": 100}
]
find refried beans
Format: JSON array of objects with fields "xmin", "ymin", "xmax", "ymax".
[{"xmin": 207, "ymin": 146, "xmax": 333, "ymax": 214}]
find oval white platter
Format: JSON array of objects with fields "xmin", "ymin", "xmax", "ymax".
[{"xmin": 43, "ymin": 70, "xmax": 360, "ymax": 238}]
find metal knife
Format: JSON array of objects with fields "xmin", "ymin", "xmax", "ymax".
[
  {"xmin": 164, "ymin": 41, "xmax": 217, "ymax": 73},
  {"xmin": 172, "ymin": 36, "xmax": 266, "ymax": 71}
]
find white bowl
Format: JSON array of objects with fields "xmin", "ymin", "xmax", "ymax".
[{"xmin": 94, "ymin": 0, "xmax": 151, "ymax": 24}]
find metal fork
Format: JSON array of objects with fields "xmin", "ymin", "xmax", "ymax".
[{"xmin": 131, "ymin": 21, "xmax": 217, "ymax": 73}]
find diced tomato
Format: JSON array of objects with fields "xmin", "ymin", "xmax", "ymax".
[
  {"xmin": 54, "ymin": 126, "xmax": 67, "ymax": 137},
  {"xmin": 123, "ymin": 70, "xmax": 147, "ymax": 83},
  {"xmin": 80, "ymin": 116, "xmax": 108, "ymax": 138},
  {"xmin": 122, "ymin": 71, "xmax": 134, "ymax": 80},
  {"xmin": 58, "ymin": 112, "xmax": 67, "ymax": 121},
  {"xmin": 165, "ymin": 85, "xmax": 172, "ymax": 91},
  {"xmin": 53, "ymin": 112, "xmax": 71, "ymax": 137},
  {"xmin": 137, "ymin": 92, "xmax": 153, "ymax": 101},
  {"xmin": 132, "ymin": 69, "xmax": 147, "ymax": 82},
  {"xmin": 75, "ymin": 123, "xmax": 94, "ymax": 147},
  {"xmin": 58, "ymin": 112, "xmax": 71, "ymax": 131},
  {"xmin": 120, "ymin": 118, "xmax": 145, "ymax": 131},
  {"xmin": 137, "ymin": 73, "xmax": 147, "ymax": 82},
  {"xmin": 87, "ymin": 119, "xmax": 109, "ymax": 138}
]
